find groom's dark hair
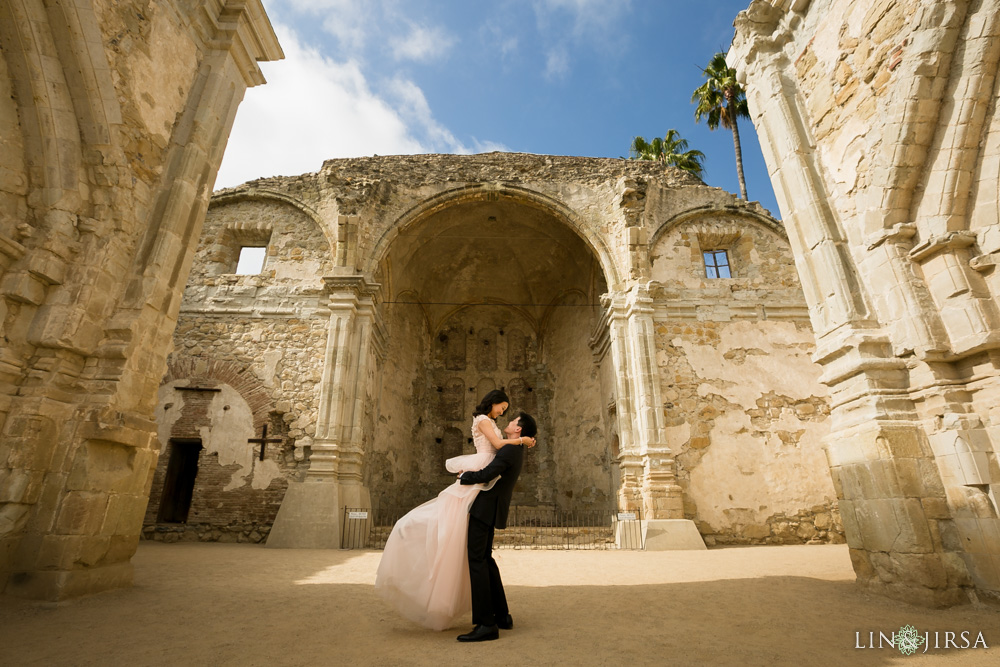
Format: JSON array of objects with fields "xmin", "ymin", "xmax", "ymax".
[{"xmin": 517, "ymin": 412, "xmax": 537, "ymax": 439}]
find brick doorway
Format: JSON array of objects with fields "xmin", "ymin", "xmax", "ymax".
[{"xmin": 157, "ymin": 439, "xmax": 203, "ymax": 523}]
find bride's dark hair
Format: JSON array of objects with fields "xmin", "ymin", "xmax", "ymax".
[{"xmin": 472, "ymin": 389, "xmax": 509, "ymax": 418}]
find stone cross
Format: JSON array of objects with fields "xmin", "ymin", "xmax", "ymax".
[{"xmin": 248, "ymin": 424, "xmax": 283, "ymax": 461}]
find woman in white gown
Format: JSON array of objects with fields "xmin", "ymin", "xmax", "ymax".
[{"xmin": 374, "ymin": 390, "xmax": 534, "ymax": 631}]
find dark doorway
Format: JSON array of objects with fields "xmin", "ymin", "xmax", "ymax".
[{"xmin": 157, "ymin": 439, "xmax": 203, "ymax": 523}]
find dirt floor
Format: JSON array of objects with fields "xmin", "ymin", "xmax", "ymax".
[{"xmin": 1, "ymin": 542, "xmax": 997, "ymax": 666}]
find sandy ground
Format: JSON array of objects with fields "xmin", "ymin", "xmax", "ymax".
[{"xmin": 1, "ymin": 543, "xmax": 997, "ymax": 666}]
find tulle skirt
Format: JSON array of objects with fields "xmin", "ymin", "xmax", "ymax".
[
  {"xmin": 445, "ymin": 451, "xmax": 494, "ymax": 474},
  {"xmin": 374, "ymin": 480, "xmax": 484, "ymax": 631}
]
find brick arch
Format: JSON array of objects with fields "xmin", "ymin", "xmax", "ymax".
[{"xmin": 162, "ymin": 357, "xmax": 275, "ymax": 431}]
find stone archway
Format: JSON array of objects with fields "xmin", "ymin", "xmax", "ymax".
[
  {"xmin": 368, "ymin": 191, "xmax": 619, "ymax": 513},
  {"xmin": 147, "ymin": 359, "xmax": 291, "ymax": 543}
]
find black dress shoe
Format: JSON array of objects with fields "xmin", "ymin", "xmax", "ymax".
[
  {"xmin": 497, "ymin": 614, "xmax": 513, "ymax": 630},
  {"xmin": 457, "ymin": 624, "xmax": 500, "ymax": 642}
]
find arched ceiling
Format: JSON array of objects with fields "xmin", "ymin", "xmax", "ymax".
[{"xmin": 382, "ymin": 199, "xmax": 605, "ymax": 328}]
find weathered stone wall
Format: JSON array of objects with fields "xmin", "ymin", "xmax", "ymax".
[
  {"xmin": 367, "ymin": 262, "xmax": 612, "ymax": 513},
  {"xmin": 544, "ymin": 296, "xmax": 618, "ymax": 509},
  {"xmin": 189, "ymin": 154, "xmax": 836, "ymax": 547},
  {"xmin": 0, "ymin": 0, "xmax": 281, "ymax": 599},
  {"xmin": 731, "ymin": 0, "xmax": 1000, "ymax": 605},
  {"xmin": 367, "ymin": 304, "xmax": 425, "ymax": 509},
  {"xmin": 140, "ymin": 195, "xmax": 333, "ymax": 541},
  {"xmin": 649, "ymin": 212, "xmax": 839, "ymax": 544},
  {"xmin": 144, "ymin": 379, "xmax": 289, "ymax": 544}
]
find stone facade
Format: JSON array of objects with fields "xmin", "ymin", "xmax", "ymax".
[
  {"xmin": 0, "ymin": 0, "xmax": 281, "ymax": 599},
  {"xmin": 161, "ymin": 153, "xmax": 841, "ymax": 551},
  {"xmin": 730, "ymin": 0, "xmax": 1000, "ymax": 605},
  {"xmin": 143, "ymin": 194, "xmax": 332, "ymax": 542}
]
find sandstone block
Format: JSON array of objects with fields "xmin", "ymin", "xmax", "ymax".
[{"xmin": 54, "ymin": 491, "xmax": 108, "ymax": 536}]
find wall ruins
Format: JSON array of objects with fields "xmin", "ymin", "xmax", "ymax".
[
  {"xmin": 158, "ymin": 153, "xmax": 841, "ymax": 550},
  {"xmin": 730, "ymin": 0, "xmax": 1000, "ymax": 606},
  {"xmin": 0, "ymin": 0, "xmax": 281, "ymax": 599}
]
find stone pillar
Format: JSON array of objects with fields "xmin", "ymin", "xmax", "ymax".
[
  {"xmin": 0, "ymin": 0, "xmax": 281, "ymax": 600},
  {"xmin": 267, "ymin": 275, "xmax": 380, "ymax": 548},
  {"xmin": 605, "ymin": 285, "xmax": 705, "ymax": 550},
  {"xmin": 730, "ymin": 0, "xmax": 1000, "ymax": 605},
  {"xmin": 816, "ymin": 330, "xmax": 971, "ymax": 607}
]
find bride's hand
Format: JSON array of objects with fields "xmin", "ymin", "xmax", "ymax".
[{"xmin": 522, "ymin": 437, "xmax": 536, "ymax": 448}]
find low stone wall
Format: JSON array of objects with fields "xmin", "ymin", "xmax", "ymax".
[
  {"xmin": 141, "ymin": 523, "xmax": 272, "ymax": 544},
  {"xmin": 701, "ymin": 505, "xmax": 846, "ymax": 547}
]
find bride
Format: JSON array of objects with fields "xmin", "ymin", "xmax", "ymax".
[{"xmin": 374, "ymin": 389, "xmax": 535, "ymax": 630}]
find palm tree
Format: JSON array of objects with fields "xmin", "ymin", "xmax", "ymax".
[
  {"xmin": 629, "ymin": 129, "xmax": 705, "ymax": 178},
  {"xmin": 692, "ymin": 52, "xmax": 751, "ymax": 199}
]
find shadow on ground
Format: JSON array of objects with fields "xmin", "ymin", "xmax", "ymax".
[{"xmin": 1, "ymin": 544, "xmax": 996, "ymax": 666}]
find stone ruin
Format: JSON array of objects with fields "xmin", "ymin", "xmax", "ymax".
[
  {"xmin": 730, "ymin": 0, "xmax": 1000, "ymax": 606},
  {"xmin": 0, "ymin": 0, "xmax": 997, "ymax": 610},
  {"xmin": 146, "ymin": 153, "xmax": 840, "ymax": 552},
  {"xmin": 0, "ymin": 0, "xmax": 281, "ymax": 600}
]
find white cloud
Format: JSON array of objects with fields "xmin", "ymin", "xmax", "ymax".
[
  {"xmin": 544, "ymin": 47, "xmax": 569, "ymax": 80},
  {"xmin": 471, "ymin": 139, "xmax": 511, "ymax": 153},
  {"xmin": 535, "ymin": 0, "xmax": 631, "ymax": 35},
  {"xmin": 277, "ymin": 0, "xmax": 456, "ymax": 63},
  {"xmin": 280, "ymin": 0, "xmax": 370, "ymax": 51},
  {"xmin": 215, "ymin": 23, "xmax": 427, "ymax": 189},
  {"xmin": 500, "ymin": 36, "xmax": 519, "ymax": 59},
  {"xmin": 385, "ymin": 78, "xmax": 468, "ymax": 153},
  {"xmin": 391, "ymin": 23, "xmax": 455, "ymax": 62},
  {"xmin": 531, "ymin": 0, "xmax": 632, "ymax": 78},
  {"xmin": 478, "ymin": 20, "xmax": 519, "ymax": 69}
]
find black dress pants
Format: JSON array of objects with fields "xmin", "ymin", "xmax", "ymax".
[{"xmin": 467, "ymin": 515, "xmax": 508, "ymax": 626}]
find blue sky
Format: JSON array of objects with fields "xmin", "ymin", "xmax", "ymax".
[{"xmin": 217, "ymin": 0, "xmax": 779, "ymax": 217}]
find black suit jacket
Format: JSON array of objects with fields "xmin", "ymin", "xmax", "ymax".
[{"xmin": 459, "ymin": 444, "xmax": 524, "ymax": 529}]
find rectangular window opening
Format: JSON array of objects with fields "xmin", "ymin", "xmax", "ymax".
[
  {"xmin": 235, "ymin": 246, "xmax": 267, "ymax": 275},
  {"xmin": 703, "ymin": 249, "xmax": 731, "ymax": 279}
]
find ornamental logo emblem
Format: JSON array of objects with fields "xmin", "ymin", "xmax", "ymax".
[{"xmin": 896, "ymin": 625, "xmax": 926, "ymax": 656}]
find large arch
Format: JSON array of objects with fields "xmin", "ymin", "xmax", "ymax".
[
  {"xmin": 365, "ymin": 183, "xmax": 624, "ymax": 290},
  {"xmin": 367, "ymin": 187, "xmax": 620, "ymax": 512}
]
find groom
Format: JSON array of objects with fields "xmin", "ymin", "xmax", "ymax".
[{"xmin": 455, "ymin": 411, "xmax": 537, "ymax": 642}]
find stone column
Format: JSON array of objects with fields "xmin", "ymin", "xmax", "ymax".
[
  {"xmin": 605, "ymin": 285, "xmax": 705, "ymax": 550},
  {"xmin": 267, "ymin": 275, "xmax": 380, "ymax": 548},
  {"xmin": 0, "ymin": 0, "xmax": 281, "ymax": 600},
  {"xmin": 814, "ymin": 329, "xmax": 972, "ymax": 606},
  {"xmin": 729, "ymin": 0, "xmax": 996, "ymax": 605}
]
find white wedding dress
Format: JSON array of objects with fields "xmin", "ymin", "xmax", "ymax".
[{"xmin": 374, "ymin": 414, "xmax": 501, "ymax": 630}]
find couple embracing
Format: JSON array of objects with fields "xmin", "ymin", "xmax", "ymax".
[{"xmin": 374, "ymin": 389, "xmax": 537, "ymax": 642}]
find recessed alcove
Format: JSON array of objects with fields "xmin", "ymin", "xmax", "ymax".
[{"xmin": 368, "ymin": 195, "xmax": 616, "ymax": 511}]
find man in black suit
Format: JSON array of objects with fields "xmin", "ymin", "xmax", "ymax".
[{"xmin": 455, "ymin": 412, "xmax": 537, "ymax": 642}]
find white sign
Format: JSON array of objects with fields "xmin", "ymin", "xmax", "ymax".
[
  {"xmin": 617, "ymin": 512, "xmax": 637, "ymax": 521},
  {"xmin": 347, "ymin": 511, "xmax": 369, "ymax": 520}
]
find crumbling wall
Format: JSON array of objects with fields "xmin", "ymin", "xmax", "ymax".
[
  {"xmin": 0, "ymin": 0, "xmax": 281, "ymax": 599},
  {"xmin": 367, "ymin": 303, "xmax": 426, "ymax": 510},
  {"xmin": 145, "ymin": 381, "xmax": 289, "ymax": 543},
  {"xmin": 146, "ymin": 196, "xmax": 330, "ymax": 541},
  {"xmin": 405, "ymin": 306, "xmax": 553, "ymax": 510},
  {"xmin": 189, "ymin": 156, "xmax": 840, "ymax": 536},
  {"xmin": 651, "ymin": 214, "xmax": 841, "ymax": 544},
  {"xmin": 730, "ymin": 0, "xmax": 1000, "ymax": 606}
]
